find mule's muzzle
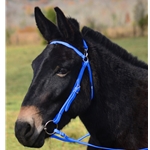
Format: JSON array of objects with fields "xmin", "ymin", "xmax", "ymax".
[
  {"xmin": 15, "ymin": 119, "xmax": 45, "ymax": 148},
  {"xmin": 14, "ymin": 106, "xmax": 45, "ymax": 147},
  {"xmin": 15, "ymin": 121, "xmax": 33, "ymax": 141}
]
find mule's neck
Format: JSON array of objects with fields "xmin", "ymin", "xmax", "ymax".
[
  {"xmin": 82, "ymin": 26, "xmax": 148, "ymax": 70},
  {"xmin": 79, "ymin": 42, "xmax": 119, "ymax": 146},
  {"xmin": 79, "ymin": 37, "xmax": 147, "ymax": 148}
]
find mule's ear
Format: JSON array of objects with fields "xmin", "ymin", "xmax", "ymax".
[
  {"xmin": 34, "ymin": 7, "xmax": 61, "ymax": 41},
  {"xmin": 68, "ymin": 18, "xmax": 80, "ymax": 30},
  {"xmin": 54, "ymin": 7, "xmax": 74, "ymax": 40}
]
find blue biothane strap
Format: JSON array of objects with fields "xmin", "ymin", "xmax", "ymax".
[
  {"xmin": 51, "ymin": 129, "xmax": 148, "ymax": 150},
  {"xmin": 50, "ymin": 40, "xmax": 93, "ymax": 124},
  {"xmin": 51, "ymin": 129, "xmax": 121, "ymax": 150},
  {"xmin": 53, "ymin": 61, "xmax": 91, "ymax": 124},
  {"xmin": 50, "ymin": 41, "xmax": 86, "ymax": 60}
]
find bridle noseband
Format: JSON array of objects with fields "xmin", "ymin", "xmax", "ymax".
[{"xmin": 43, "ymin": 40, "xmax": 147, "ymax": 150}]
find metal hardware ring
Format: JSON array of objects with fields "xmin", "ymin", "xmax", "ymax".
[{"xmin": 44, "ymin": 120, "xmax": 58, "ymax": 135}]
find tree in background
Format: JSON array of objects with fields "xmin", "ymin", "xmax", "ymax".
[
  {"xmin": 134, "ymin": 0, "xmax": 148, "ymax": 36},
  {"xmin": 6, "ymin": 28, "xmax": 14, "ymax": 45}
]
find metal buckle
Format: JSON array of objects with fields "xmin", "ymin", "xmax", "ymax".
[
  {"xmin": 83, "ymin": 51, "xmax": 89, "ymax": 62},
  {"xmin": 44, "ymin": 120, "xmax": 58, "ymax": 135}
]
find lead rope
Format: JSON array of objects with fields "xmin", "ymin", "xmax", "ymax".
[
  {"xmin": 51, "ymin": 129, "xmax": 148, "ymax": 150},
  {"xmin": 44, "ymin": 40, "xmax": 147, "ymax": 150},
  {"xmin": 51, "ymin": 129, "xmax": 123, "ymax": 150}
]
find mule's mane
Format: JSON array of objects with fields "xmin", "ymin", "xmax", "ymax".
[{"xmin": 82, "ymin": 26, "xmax": 148, "ymax": 70}]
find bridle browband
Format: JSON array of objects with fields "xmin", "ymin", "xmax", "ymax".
[{"xmin": 43, "ymin": 40, "xmax": 147, "ymax": 150}]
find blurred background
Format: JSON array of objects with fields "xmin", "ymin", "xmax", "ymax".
[
  {"xmin": 6, "ymin": 0, "xmax": 148, "ymax": 45},
  {"xmin": 6, "ymin": 0, "xmax": 148, "ymax": 150}
]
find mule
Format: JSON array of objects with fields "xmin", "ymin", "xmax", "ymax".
[{"xmin": 15, "ymin": 7, "xmax": 148, "ymax": 149}]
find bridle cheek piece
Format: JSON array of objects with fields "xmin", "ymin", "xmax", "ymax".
[{"xmin": 44, "ymin": 39, "xmax": 93, "ymax": 132}]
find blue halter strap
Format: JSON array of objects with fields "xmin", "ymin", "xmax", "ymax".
[
  {"xmin": 50, "ymin": 40, "xmax": 93, "ymax": 125},
  {"xmin": 43, "ymin": 40, "xmax": 147, "ymax": 150}
]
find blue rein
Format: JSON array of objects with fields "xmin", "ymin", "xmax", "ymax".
[{"xmin": 43, "ymin": 40, "xmax": 147, "ymax": 150}]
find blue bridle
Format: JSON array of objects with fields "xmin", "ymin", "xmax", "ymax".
[
  {"xmin": 50, "ymin": 40, "xmax": 94, "ymax": 125},
  {"xmin": 43, "ymin": 40, "xmax": 147, "ymax": 150}
]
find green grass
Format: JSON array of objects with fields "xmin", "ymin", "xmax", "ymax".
[
  {"xmin": 112, "ymin": 36, "xmax": 148, "ymax": 63},
  {"xmin": 6, "ymin": 37, "xmax": 148, "ymax": 150}
]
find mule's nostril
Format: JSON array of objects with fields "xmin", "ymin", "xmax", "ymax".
[
  {"xmin": 15, "ymin": 120, "xmax": 34, "ymax": 142},
  {"xmin": 25, "ymin": 123, "xmax": 31, "ymax": 134},
  {"xmin": 24, "ymin": 122, "xmax": 33, "ymax": 138}
]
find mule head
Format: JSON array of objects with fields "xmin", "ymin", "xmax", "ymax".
[{"xmin": 15, "ymin": 7, "xmax": 91, "ymax": 148}]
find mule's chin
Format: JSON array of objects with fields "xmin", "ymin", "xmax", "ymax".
[
  {"xmin": 30, "ymin": 130, "xmax": 46, "ymax": 148},
  {"xmin": 15, "ymin": 120, "xmax": 46, "ymax": 148},
  {"xmin": 17, "ymin": 130, "xmax": 46, "ymax": 148}
]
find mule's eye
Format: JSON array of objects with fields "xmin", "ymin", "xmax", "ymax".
[{"xmin": 56, "ymin": 68, "xmax": 69, "ymax": 77}]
